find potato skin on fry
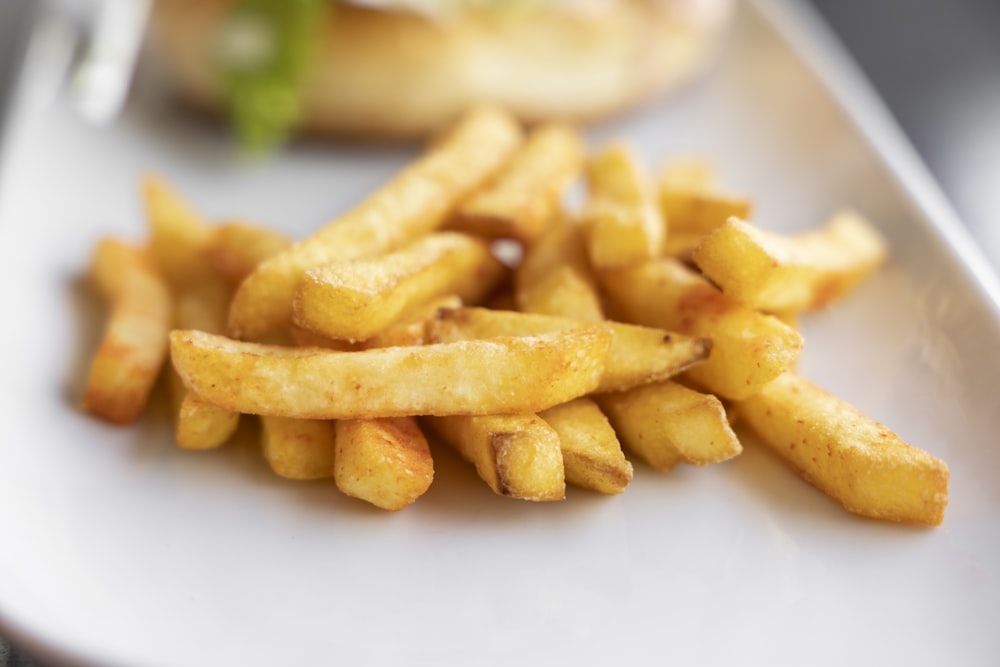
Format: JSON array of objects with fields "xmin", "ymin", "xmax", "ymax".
[
  {"xmin": 738, "ymin": 373, "xmax": 949, "ymax": 526},
  {"xmin": 170, "ymin": 328, "xmax": 610, "ymax": 419},
  {"xmin": 81, "ymin": 240, "xmax": 172, "ymax": 424}
]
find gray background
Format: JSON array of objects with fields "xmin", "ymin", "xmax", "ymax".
[{"xmin": 2, "ymin": 0, "xmax": 999, "ymax": 664}]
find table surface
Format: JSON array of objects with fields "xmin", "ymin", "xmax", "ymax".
[{"xmin": 2, "ymin": 1, "xmax": 999, "ymax": 665}]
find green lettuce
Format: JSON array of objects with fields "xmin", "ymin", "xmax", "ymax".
[{"xmin": 219, "ymin": 0, "xmax": 329, "ymax": 154}]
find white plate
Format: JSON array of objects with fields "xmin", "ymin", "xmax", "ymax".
[{"xmin": 3, "ymin": 2, "xmax": 1000, "ymax": 666}]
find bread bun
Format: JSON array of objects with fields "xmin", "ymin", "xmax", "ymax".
[{"xmin": 149, "ymin": 0, "xmax": 735, "ymax": 139}]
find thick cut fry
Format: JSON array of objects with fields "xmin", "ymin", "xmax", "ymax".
[
  {"xmin": 176, "ymin": 394, "xmax": 241, "ymax": 450},
  {"xmin": 170, "ymin": 328, "xmax": 610, "ymax": 419},
  {"xmin": 539, "ymin": 398, "xmax": 632, "ymax": 495},
  {"xmin": 596, "ymin": 381, "xmax": 741, "ymax": 471},
  {"xmin": 582, "ymin": 143, "xmax": 664, "ymax": 270},
  {"xmin": 515, "ymin": 217, "xmax": 603, "ymax": 321},
  {"xmin": 261, "ymin": 416, "xmax": 336, "ymax": 480},
  {"xmin": 426, "ymin": 307, "xmax": 710, "ymax": 394},
  {"xmin": 207, "ymin": 221, "xmax": 292, "ymax": 284},
  {"xmin": 227, "ymin": 106, "xmax": 523, "ymax": 338},
  {"xmin": 145, "ymin": 178, "xmax": 240, "ymax": 448},
  {"xmin": 657, "ymin": 159, "xmax": 752, "ymax": 235},
  {"xmin": 334, "ymin": 417, "xmax": 434, "ymax": 511},
  {"xmin": 293, "ymin": 232, "xmax": 507, "ymax": 341},
  {"xmin": 737, "ymin": 373, "xmax": 949, "ymax": 525},
  {"xmin": 81, "ymin": 240, "xmax": 172, "ymax": 424},
  {"xmin": 599, "ymin": 257, "xmax": 803, "ymax": 400},
  {"xmin": 453, "ymin": 123, "xmax": 584, "ymax": 242},
  {"xmin": 142, "ymin": 176, "xmax": 214, "ymax": 286},
  {"xmin": 691, "ymin": 212, "xmax": 888, "ymax": 312},
  {"xmin": 424, "ymin": 414, "xmax": 564, "ymax": 501}
]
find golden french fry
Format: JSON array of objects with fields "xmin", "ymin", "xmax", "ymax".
[
  {"xmin": 293, "ymin": 232, "xmax": 507, "ymax": 341},
  {"xmin": 737, "ymin": 373, "xmax": 948, "ymax": 526},
  {"xmin": 658, "ymin": 159, "xmax": 752, "ymax": 234},
  {"xmin": 334, "ymin": 417, "xmax": 434, "ymax": 511},
  {"xmin": 207, "ymin": 220, "xmax": 292, "ymax": 285},
  {"xmin": 260, "ymin": 416, "xmax": 336, "ymax": 480},
  {"xmin": 176, "ymin": 394, "xmax": 241, "ymax": 450},
  {"xmin": 582, "ymin": 143, "xmax": 664, "ymax": 270},
  {"xmin": 691, "ymin": 212, "xmax": 888, "ymax": 312},
  {"xmin": 142, "ymin": 175, "xmax": 214, "ymax": 286},
  {"xmin": 453, "ymin": 123, "xmax": 584, "ymax": 243},
  {"xmin": 170, "ymin": 328, "xmax": 610, "ymax": 419},
  {"xmin": 145, "ymin": 178, "xmax": 240, "ymax": 448},
  {"xmin": 539, "ymin": 398, "xmax": 633, "ymax": 495},
  {"xmin": 426, "ymin": 307, "xmax": 709, "ymax": 394},
  {"xmin": 424, "ymin": 414, "xmax": 564, "ymax": 501},
  {"xmin": 81, "ymin": 239, "xmax": 172, "ymax": 424},
  {"xmin": 596, "ymin": 381, "xmax": 741, "ymax": 471},
  {"xmin": 515, "ymin": 216, "xmax": 603, "ymax": 321},
  {"xmin": 227, "ymin": 106, "xmax": 523, "ymax": 339},
  {"xmin": 599, "ymin": 257, "xmax": 803, "ymax": 400}
]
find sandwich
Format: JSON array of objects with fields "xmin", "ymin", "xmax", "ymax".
[{"xmin": 148, "ymin": 0, "xmax": 735, "ymax": 149}]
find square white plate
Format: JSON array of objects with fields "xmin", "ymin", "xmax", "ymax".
[{"xmin": 2, "ymin": 1, "xmax": 999, "ymax": 665}]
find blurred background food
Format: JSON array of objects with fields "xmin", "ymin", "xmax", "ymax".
[{"xmin": 147, "ymin": 0, "xmax": 736, "ymax": 150}]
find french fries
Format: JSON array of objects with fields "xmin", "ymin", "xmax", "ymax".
[
  {"xmin": 737, "ymin": 373, "xmax": 949, "ymax": 526},
  {"xmin": 76, "ymin": 111, "xmax": 949, "ymax": 524},
  {"xmin": 453, "ymin": 123, "xmax": 583, "ymax": 243},
  {"xmin": 335, "ymin": 417, "xmax": 434, "ymax": 511},
  {"xmin": 81, "ymin": 239, "xmax": 172, "ymax": 424},
  {"xmin": 142, "ymin": 176, "xmax": 214, "ymax": 286},
  {"xmin": 170, "ymin": 328, "xmax": 611, "ymax": 419},
  {"xmin": 539, "ymin": 398, "xmax": 632, "ymax": 495},
  {"xmin": 425, "ymin": 307, "xmax": 710, "ymax": 394},
  {"xmin": 207, "ymin": 221, "xmax": 291, "ymax": 285},
  {"xmin": 600, "ymin": 257, "xmax": 803, "ymax": 400},
  {"xmin": 658, "ymin": 159, "xmax": 752, "ymax": 235},
  {"xmin": 176, "ymin": 394, "xmax": 241, "ymax": 451},
  {"xmin": 145, "ymin": 175, "xmax": 240, "ymax": 449},
  {"xmin": 261, "ymin": 416, "xmax": 337, "ymax": 480},
  {"xmin": 596, "ymin": 381, "xmax": 741, "ymax": 470},
  {"xmin": 424, "ymin": 414, "xmax": 565, "ymax": 501},
  {"xmin": 691, "ymin": 212, "xmax": 888, "ymax": 312},
  {"xmin": 227, "ymin": 105, "xmax": 523, "ymax": 338},
  {"xmin": 514, "ymin": 216, "xmax": 603, "ymax": 321},
  {"xmin": 582, "ymin": 143, "xmax": 664, "ymax": 269},
  {"xmin": 293, "ymin": 232, "xmax": 507, "ymax": 341}
]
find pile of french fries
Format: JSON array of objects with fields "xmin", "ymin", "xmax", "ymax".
[{"xmin": 80, "ymin": 106, "xmax": 949, "ymax": 525}]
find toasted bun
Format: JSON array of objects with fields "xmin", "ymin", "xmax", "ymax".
[{"xmin": 149, "ymin": 0, "xmax": 735, "ymax": 139}]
